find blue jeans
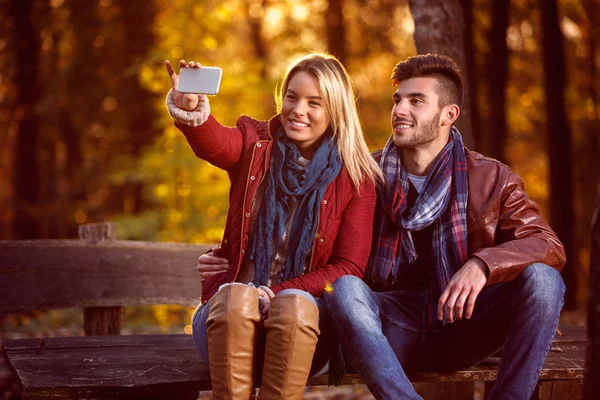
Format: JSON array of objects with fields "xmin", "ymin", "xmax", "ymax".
[
  {"xmin": 325, "ymin": 263, "xmax": 565, "ymax": 400},
  {"xmin": 192, "ymin": 287, "xmax": 331, "ymax": 375}
]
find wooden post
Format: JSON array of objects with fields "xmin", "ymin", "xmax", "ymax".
[{"xmin": 79, "ymin": 222, "xmax": 122, "ymax": 336}]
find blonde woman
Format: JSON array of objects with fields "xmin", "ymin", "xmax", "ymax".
[{"xmin": 165, "ymin": 52, "xmax": 382, "ymax": 399}]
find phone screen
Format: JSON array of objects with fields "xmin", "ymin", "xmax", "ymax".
[{"xmin": 177, "ymin": 67, "xmax": 222, "ymax": 95}]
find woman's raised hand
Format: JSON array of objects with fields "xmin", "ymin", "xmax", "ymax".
[{"xmin": 165, "ymin": 59, "xmax": 202, "ymax": 111}]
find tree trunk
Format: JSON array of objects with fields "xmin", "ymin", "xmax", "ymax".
[
  {"xmin": 327, "ymin": 0, "xmax": 347, "ymax": 66},
  {"xmin": 244, "ymin": 0, "xmax": 268, "ymax": 79},
  {"xmin": 584, "ymin": 177, "xmax": 600, "ymax": 397},
  {"xmin": 460, "ymin": 0, "xmax": 481, "ymax": 152},
  {"xmin": 10, "ymin": 0, "xmax": 41, "ymax": 239},
  {"xmin": 540, "ymin": 0, "xmax": 576, "ymax": 309},
  {"xmin": 583, "ymin": 1, "xmax": 600, "ymax": 394},
  {"xmin": 582, "ymin": 0, "xmax": 598, "ymax": 113},
  {"xmin": 485, "ymin": 0, "xmax": 510, "ymax": 163},
  {"xmin": 408, "ymin": 0, "xmax": 475, "ymax": 149},
  {"xmin": 120, "ymin": 0, "xmax": 160, "ymax": 214}
]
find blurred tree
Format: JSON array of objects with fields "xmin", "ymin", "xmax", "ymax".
[
  {"xmin": 59, "ymin": 0, "xmax": 102, "ymax": 236},
  {"xmin": 40, "ymin": 1, "xmax": 70, "ymax": 239},
  {"xmin": 583, "ymin": 176, "xmax": 600, "ymax": 397},
  {"xmin": 10, "ymin": 0, "xmax": 43, "ymax": 239},
  {"xmin": 460, "ymin": 0, "xmax": 482, "ymax": 152},
  {"xmin": 344, "ymin": 0, "xmax": 415, "ymax": 149},
  {"xmin": 540, "ymin": 0, "xmax": 576, "ymax": 309},
  {"xmin": 583, "ymin": 0, "xmax": 599, "ymax": 110},
  {"xmin": 118, "ymin": 0, "xmax": 161, "ymax": 215},
  {"xmin": 244, "ymin": 0, "xmax": 269, "ymax": 79},
  {"xmin": 327, "ymin": 0, "xmax": 347, "ymax": 65},
  {"xmin": 560, "ymin": 0, "xmax": 600, "ymax": 309},
  {"xmin": 0, "ymin": 0, "xmax": 15, "ymax": 240},
  {"xmin": 408, "ymin": 0, "xmax": 475, "ymax": 148},
  {"xmin": 485, "ymin": 0, "xmax": 509, "ymax": 163}
]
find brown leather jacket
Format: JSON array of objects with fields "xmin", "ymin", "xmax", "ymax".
[
  {"xmin": 463, "ymin": 149, "xmax": 565, "ymax": 284},
  {"xmin": 375, "ymin": 148, "xmax": 566, "ymax": 285}
]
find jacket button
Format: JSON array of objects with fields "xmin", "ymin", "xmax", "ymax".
[
  {"xmin": 319, "ymin": 238, "xmax": 324, "ymax": 243},
  {"xmin": 256, "ymin": 143, "xmax": 262, "ymax": 148},
  {"xmin": 322, "ymin": 200, "xmax": 328, "ymax": 205},
  {"xmin": 242, "ymin": 249, "xmax": 245, "ymax": 254},
  {"xmin": 250, "ymin": 176, "xmax": 256, "ymax": 180},
  {"xmin": 223, "ymin": 239, "xmax": 228, "ymax": 244},
  {"xmin": 245, "ymin": 213, "xmax": 250, "ymax": 217}
]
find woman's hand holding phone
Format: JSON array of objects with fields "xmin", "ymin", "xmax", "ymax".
[{"xmin": 165, "ymin": 59, "xmax": 201, "ymax": 111}]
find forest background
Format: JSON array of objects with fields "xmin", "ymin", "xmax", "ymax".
[{"xmin": 1, "ymin": 0, "xmax": 599, "ymax": 339}]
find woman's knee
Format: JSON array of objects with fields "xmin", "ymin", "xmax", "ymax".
[
  {"xmin": 191, "ymin": 303, "xmax": 210, "ymax": 363},
  {"xmin": 210, "ymin": 283, "xmax": 261, "ymax": 320},
  {"xmin": 277, "ymin": 288, "xmax": 318, "ymax": 309}
]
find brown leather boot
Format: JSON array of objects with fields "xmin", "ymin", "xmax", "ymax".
[
  {"xmin": 258, "ymin": 294, "xmax": 320, "ymax": 400},
  {"xmin": 206, "ymin": 284, "xmax": 261, "ymax": 400}
]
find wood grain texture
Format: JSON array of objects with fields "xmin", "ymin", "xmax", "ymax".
[
  {"xmin": 80, "ymin": 222, "xmax": 122, "ymax": 336},
  {"xmin": 534, "ymin": 380, "xmax": 583, "ymax": 400},
  {"xmin": 0, "ymin": 240, "xmax": 212, "ymax": 313},
  {"xmin": 2, "ymin": 329, "xmax": 586, "ymax": 399},
  {"xmin": 83, "ymin": 307, "xmax": 121, "ymax": 336},
  {"xmin": 78, "ymin": 222, "xmax": 117, "ymax": 242},
  {"xmin": 5, "ymin": 335, "xmax": 210, "ymax": 399}
]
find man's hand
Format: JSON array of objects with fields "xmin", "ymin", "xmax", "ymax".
[
  {"xmin": 196, "ymin": 245, "xmax": 229, "ymax": 280},
  {"xmin": 437, "ymin": 257, "xmax": 489, "ymax": 323},
  {"xmin": 165, "ymin": 59, "xmax": 201, "ymax": 111},
  {"xmin": 256, "ymin": 287, "xmax": 272, "ymax": 319}
]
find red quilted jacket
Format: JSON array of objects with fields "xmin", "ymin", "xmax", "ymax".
[{"xmin": 175, "ymin": 114, "xmax": 377, "ymax": 303}]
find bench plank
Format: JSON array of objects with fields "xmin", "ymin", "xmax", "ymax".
[
  {"xmin": 4, "ymin": 335, "xmax": 209, "ymax": 399},
  {"xmin": 3, "ymin": 330, "xmax": 586, "ymax": 399},
  {"xmin": 0, "ymin": 240, "xmax": 211, "ymax": 313}
]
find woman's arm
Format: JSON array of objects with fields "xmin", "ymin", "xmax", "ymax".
[
  {"xmin": 165, "ymin": 60, "xmax": 243, "ymax": 171},
  {"xmin": 270, "ymin": 179, "xmax": 377, "ymax": 298}
]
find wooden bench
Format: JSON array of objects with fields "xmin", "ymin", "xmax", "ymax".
[
  {"xmin": 1, "ymin": 328, "xmax": 586, "ymax": 399},
  {"xmin": 0, "ymin": 224, "xmax": 587, "ymax": 399}
]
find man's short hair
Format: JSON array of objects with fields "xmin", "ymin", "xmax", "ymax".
[{"xmin": 391, "ymin": 54, "xmax": 464, "ymax": 108}]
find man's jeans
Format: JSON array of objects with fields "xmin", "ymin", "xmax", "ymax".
[{"xmin": 325, "ymin": 263, "xmax": 565, "ymax": 400}]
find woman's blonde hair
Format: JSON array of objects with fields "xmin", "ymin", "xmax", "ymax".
[{"xmin": 275, "ymin": 52, "xmax": 383, "ymax": 189}]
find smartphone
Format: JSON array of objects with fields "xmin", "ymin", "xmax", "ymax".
[{"xmin": 177, "ymin": 66, "xmax": 223, "ymax": 95}]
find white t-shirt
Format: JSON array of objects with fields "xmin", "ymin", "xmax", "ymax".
[{"xmin": 407, "ymin": 172, "xmax": 427, "ymax": 194}]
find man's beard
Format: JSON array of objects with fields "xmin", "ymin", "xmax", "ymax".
[{"xmin": 398, "ymin": 111, "xmax": 442, "ymax": 149}]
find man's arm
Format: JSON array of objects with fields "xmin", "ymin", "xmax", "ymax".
[
  {"xmin": 471, "ymin": 171, "xmax": 566, "ymax": 285},
  {"xmin": 438, "ymin": 170, "xmax": 565, "ymax": 323}
]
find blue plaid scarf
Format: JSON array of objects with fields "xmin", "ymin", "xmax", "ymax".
[
  {"xmin": 249, "ymin": 128, "xmax": 342, "ymax": 286},
  {"xmin": 365, "ymin": 127, "xmax": 469, "ymax": 293}
]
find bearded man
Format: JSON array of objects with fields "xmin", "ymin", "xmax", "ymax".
[{"xmin": 325, "ymin": 54, "xmax": 566, "ymax": 400}]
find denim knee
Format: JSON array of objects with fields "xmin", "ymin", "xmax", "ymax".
[
  {"xmin": 516, "ymin": 263, "xmax": 565, "ymax": 311},
  {"xmin": 325, "ymin": 275, "xmax": 372, "ymax": 314},
  {"xmin": 277, "ymin": 288, "xmax": 318, "ymax": 309},
  {"xmin": 191, "ymin": 302, "xmax": 210, "ymax": 364},
  {"xmin": 331, "ymin": 275, "xmax": 367, "ymax": 296}
]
